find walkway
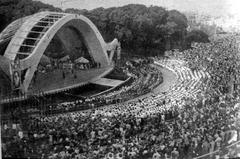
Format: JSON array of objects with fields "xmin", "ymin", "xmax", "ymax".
[
  {"xmin": 152, "ymin": 65, "xmax": 177, "ymax": 94},
  {"xmin": 126, "ymin": 64, "xmax": 177, "ymax": 103}
]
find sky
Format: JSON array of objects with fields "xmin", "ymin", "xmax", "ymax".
[{"xmin": 37, "ymin": 0, "xmax": 240, "ymax": 17}]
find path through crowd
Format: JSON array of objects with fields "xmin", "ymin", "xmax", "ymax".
[
  {"xmin": 152, "ymin": 65, "xmax": 177, "ymax": 94},
  {"xmin": 126, "ymin": 64, "xmax": 177, "ymax": 103}
]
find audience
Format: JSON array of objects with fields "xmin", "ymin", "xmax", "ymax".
[{"xmin": 2, "ymin": 34, "xmax": 240, "ymax": 159}]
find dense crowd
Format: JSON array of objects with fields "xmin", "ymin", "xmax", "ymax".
[
  {"xmin": 166, "ymin": 34, "xmax": 240, "ymax": 97},
  {"xmin": 2, "ymin": 34, "xmax": 240, "ymax": 159}
]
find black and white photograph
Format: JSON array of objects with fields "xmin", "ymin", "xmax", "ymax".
[{"xmin": 1, "ymin": 0, "xmax": 240, "ymax": 158}]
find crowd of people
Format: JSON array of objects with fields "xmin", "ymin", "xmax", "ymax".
[
  {"xmin": 2, "ymin": 34, "xmax": 240, "ymax": 159},
  {"xmin": 165, "ymin": 34, "xmax": 240, "ymax": 98}
]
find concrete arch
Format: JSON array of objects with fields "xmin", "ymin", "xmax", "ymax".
[{"xmin": 1, "ymin": 11, "xmax": 117, "ymax": 93}]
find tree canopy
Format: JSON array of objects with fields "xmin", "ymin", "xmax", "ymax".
[
  {"xmin": 0, "ymin": 0, "xmax": 61, "ymax": 32},
  {"xmin": 186, "ymin": 30, "xmax": 210, "ymax": 48},
  {"xmin": 66, "ymin": 4, "xmax": 189, "ymax": 55},
  {"xmin": 0, "ymin": 0, "xmax": 208, "ymax": 56}
]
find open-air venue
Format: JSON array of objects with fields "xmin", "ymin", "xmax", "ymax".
[{"xmin": 1, "ymin": 0, "xmax": 240, "ymax": 159}]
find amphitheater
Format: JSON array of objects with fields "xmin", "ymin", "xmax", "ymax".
[{"xmin": 1, "ymin": 12, "xmax": 240, "ymax": 159}]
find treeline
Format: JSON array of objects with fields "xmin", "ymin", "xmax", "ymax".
[
  {"xmin": 0, "ymin": 0, "xmax": 60, "ymax": 32},
  {"xmin": 0, "ymin": 0, "xmax": 209, "ymax": 56},
  {"xmin": 66, "ymin": 5, "xmax": 189, "ymax": 55}
]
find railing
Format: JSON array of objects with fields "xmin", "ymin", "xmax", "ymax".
[
  {"xmin": 193, "ymin": 131, "xmax": 240, "ymax": 159},
  {"xmin": 193, "ymin": 140, "xmax": 240, "ymax": 159}
]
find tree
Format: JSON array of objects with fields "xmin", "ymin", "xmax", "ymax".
[
  {"xmin": 186, "ymin": 29, "xmax": 210, "ymax": 47},
  {"xmin": 66, "ymin": 5, "xmax": 188, "ymax": 55},
  {"xmin": 0, "ymin": 0, "xmax": 61, "ymax": 32}
]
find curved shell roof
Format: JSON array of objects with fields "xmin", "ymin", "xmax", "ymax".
[{"xmin": 0, "ymin": 11, "xmax": 111, "ymax": 93}]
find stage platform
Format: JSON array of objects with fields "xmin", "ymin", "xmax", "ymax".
[
  {"xmin": 0, "ymin": 65, "xmax": 114, "ymax": 104},
  {"xmin": 91, "ymin": 77, "xmax": 125, "ymax": 87},
  {"xmin": 30, "ymin": 66, "xmax": 114, "ymax": 94}
]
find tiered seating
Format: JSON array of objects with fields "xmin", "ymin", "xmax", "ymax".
[{"xmin": 155, "ymin": 58, "xmax": 208, "ymax": 99}]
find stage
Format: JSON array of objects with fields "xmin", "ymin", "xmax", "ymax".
[
  {"xmin": 0, "ymin": 65, "xmax": 114, "ymax": 104},
  {"xmin": 30, "ymin": 66, "xmax": 114, "ymax": 94}
]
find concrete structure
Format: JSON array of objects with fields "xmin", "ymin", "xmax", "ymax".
[
  {"xmin": 91, "ymin": 77, "xmax": 125, "ymax": 87},
  {"xmin": 0, "ymin": 11, "xmax": 121, "ymax": 94}
]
